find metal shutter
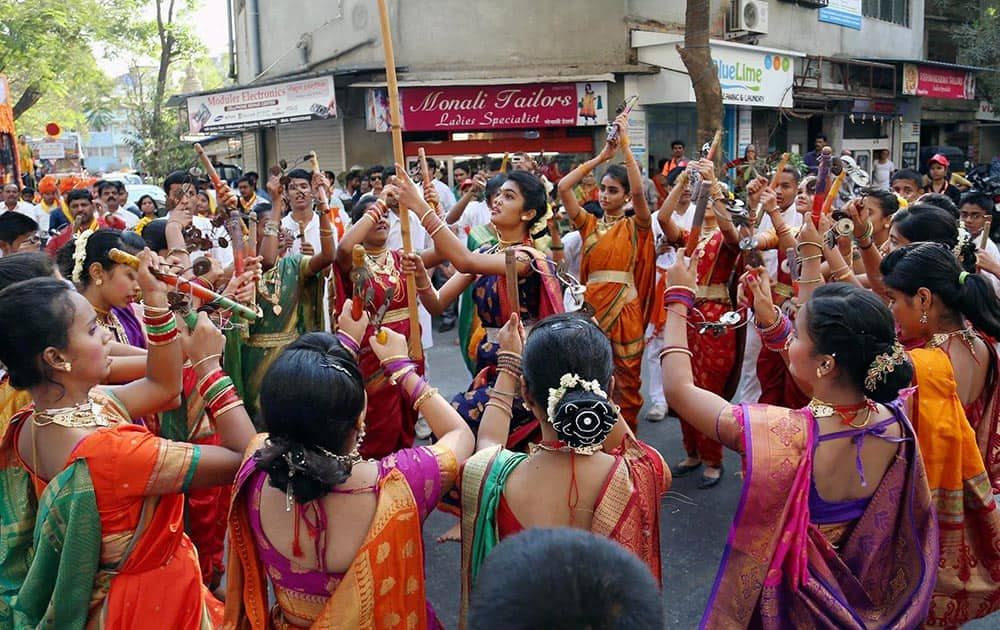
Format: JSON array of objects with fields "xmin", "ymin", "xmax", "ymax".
[
  {"xmin": 241, "ymin": 131, "xmax": 259, "ymax": 174},
  {"xmin": 276, "ymin": 118, "xmax": 346, "ymax": 174}
]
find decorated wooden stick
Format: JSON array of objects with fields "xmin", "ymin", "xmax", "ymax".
[
  {"xmin": 820, "ymin": 170, "xmax": 847, "ymax": 216},
  {"xmin": 247, "ymin": 211, "xmax": 258, "ymax": 257},
  {"xmin": 309, "ymin": 150, "xmax": 320, "ymax": 174},
  {"xmin": 505, "ymin": 248, "xmax": 520, "ymax": 319},
  {"xmin": 109, "ymin": 248, "xmax": 258, "ymax": 321},
  {"xmin": 193, "ymin": 144, "xmax": 230, "ymax": 206},
  {"xmin": 377, "ymin": 0, "xmax": 422, "ymax": 360},
  {"xmin": 350, "ymin": 244, "xmax": 368, "ymax": 320},
  {"xmin": 195, "ymin": 143, "xmax": 244, "ymax": 272},
  {"xmin": 418, "ymin": 147, "xmax": 439, "ymax": 211},
  {"xmin": 500, "ymin": 152, "xmax": 510, "ymax": 173},
  {"xmin": 684, "ymin": 129, "xmax": 723, "ymax": 257},
  {"xmin": 983, "ymin": 217, "xmax": 993, "ymax": 250},
  {"xmin": 811, "ymin": 146, "xmax": 833, "ymax": 227}
]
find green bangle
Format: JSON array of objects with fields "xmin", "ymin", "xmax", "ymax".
[{"xmin": 145, "ymin": 319, "xmax": 177, "ymax": 335}]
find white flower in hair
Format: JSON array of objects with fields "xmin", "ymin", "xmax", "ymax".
[
  {"xmin": 71, "ymin": 229, "xmax": 96, "ymax": 285},
  {"xmin": 546, "ymin": 372, "xmax": 608, "ymax": 420}
]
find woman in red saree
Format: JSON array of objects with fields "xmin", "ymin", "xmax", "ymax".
[
  {"xmin": 662, "ymin": 254, "xmax": 937, "ymax": 628},
  {"xmin": 556, "ymin": 113, "xmax": 656, "ymax": 430},
  {"xmin": 459, "ymin": 312, "xmax": 670, "ymax": 628},
  {"xmin": 0, "ymin": 256, "xmax": 256, "ymax": 628},
  {"xmin": 657, "ymin": 160, "xmax": 742, "ymax": 487},
  {"xmin": 224, "ymin": 307, "xmax": 474, "ymax": 629},
  {"xmin": 881, "ymin": 242, "xmax": 1000, "ymax": 625}
]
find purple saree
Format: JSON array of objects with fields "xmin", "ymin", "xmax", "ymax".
[{"xmin": 701, "ymin": 402, "xmax": 938, "ymax": 629}]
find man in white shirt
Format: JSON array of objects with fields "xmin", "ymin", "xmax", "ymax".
[
  {"xmin": 97, "ymin": 180, "xmax": 138, "ymax": 229},
  {"xmin": 733, "ymin": 167, "xmax": 804, "ymax": 405},
  {"xmin": 424, "ymin": 158, "xmax": 457, "ymax": 214},
  {"xmin": 1, "ymin": 183, "xmax": 48, "ymax": 232},
  {"xmin": 960, "ymin": 191, "xmax": 1000, "ymax": 295}
]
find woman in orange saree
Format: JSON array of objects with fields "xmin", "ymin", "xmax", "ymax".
[
  {"xmin": 881, "ymin": 242, "xmax": 1000, "ymax": 625},
  {"xmin": 663, "ymin": 255, "xmax": 938, "ymax": 628},
  {"xmin": 0, "ymin": 262, "xmax": 256, "ymax": 628},
  {"xmin": 459, "ymin": 313, "xmax": 669, "ymax": 628},
  {"xmin": 224, "ymin": 309, "xmax": 474, "ymax": 630},
  {"xmin": 557, "ymin": 112, "xmax": 656, "ymax": 430}
]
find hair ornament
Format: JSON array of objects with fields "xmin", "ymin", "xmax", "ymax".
[
  {"xmin": 71, "ymin": 228, "xmax": 96, "ymax": 284},
  {"xmin": 954, "ymin": 225, "xmax": 971, "ymax": 260},
  {"xmin": 959, "ymin": 271, "xmax": 970, "ymax": 285},
  {"xmin": 319, "ymin": 354, "xmax": 351, "ymax": 376},
  {"xmin": 895, "ymin": 194, "xmax": 909, "ymax": 209},
  {"xmin": 547, "ymin": 373, "xmax": 608, "ymax": 420},
  {"xmin": 864, "ymin": 342, "xmax": 907, "ymax": 391}
]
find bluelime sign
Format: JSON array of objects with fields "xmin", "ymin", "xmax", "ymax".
[{"xmin": 710, "ymin": 47, "xmax": 795, "ymax": 108}]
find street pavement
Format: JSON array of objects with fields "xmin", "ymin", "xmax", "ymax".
[{"xmin": 418, "ymin": 321, "xmax": 1000, "ymax": 628}]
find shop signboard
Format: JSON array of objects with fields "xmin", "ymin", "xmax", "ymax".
[
  {"xmin": 627, "ymin": 108, "xmax": 647, "ymax": 171},
  {"xmin": 377, "ymin": 82, "xmax": 608, "ymax": 132},
  {"xmin": 901, "ymin": 64, "xmax": 975, "ymax": 100},
  {"xmin": 818, "ymin": 0, "xmax": 862, "ymax": 31},
  {"xmin": 711, "ymin": 46, "xmax": 796, "ymax": 108},
  {"xmin": 900, "ymin": 122, "xmax": 920, "ymax": 169},
  {"xmin": 186, "ymin": 76, "xmax": 337, "ymax": 134}
]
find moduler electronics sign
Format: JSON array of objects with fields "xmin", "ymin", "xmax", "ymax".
[
  {"xmin": 186, "ymin": 76, "xmax": 337, "ymax": 134},
  {"xmin": 711, "ymin": 47, "xmax": 795, "ymax": 108},
  {"xmin": 397, "ymin": 82, "xmax": 608, "ymax": 131}
]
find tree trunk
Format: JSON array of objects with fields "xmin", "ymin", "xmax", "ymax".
[
  {"xmin": 678, "ymin": 0, "xmax": 723, "ymax": 162},
  {"xmin": 12, "ymin": 81, "xmax": 43, "ymax": 120}
]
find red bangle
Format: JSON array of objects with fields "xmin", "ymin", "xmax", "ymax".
[{"xmin": 196, "ymin": 368, "xmax": 225, "ymax": 394}]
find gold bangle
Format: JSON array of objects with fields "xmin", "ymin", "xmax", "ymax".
[
  {"xmin": 795, "ymin": 241, "xmax": 824, "ymax": 253},
  {"xmin": 484, "ymin": 399, "xmax": 513, "ymax": 417},
  {"xmin": 658, "ymin": 347, "xmax": 693, "ymax": 361},
  {"xmin": 798, "ymin": 254, "xmax": 823, "ymax": 263},
  {"xmin": 379, "ymin": 354, "xmax": 410, "ymax": 365},
  {"xmin": 419, "ymin": 208, "xmax": 435, "ymax": 224},
  {"xmin": 413, "ymin": 387, "xmax": 439, "ymax": 412},
  {"xmin": 190, "ymin": 353, "xmax": 222, "ymax": 371},
  {"xmin": 213, "ymin": 400, "xmax": 245, "ymax": 417},
  {"xmin": 429, "ymin": 223, "xmax": 446, "ymax": 238},
  {"xmin": 416, "ymin": 283, "xmax": 432, "ymax": 292},
  {"xmin": 797, "ymin": 277, "xmax": 823, "ymax": 284}
]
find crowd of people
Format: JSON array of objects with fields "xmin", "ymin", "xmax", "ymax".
[{"xmin": 2, "ymin": 106, "xmax": 1000, "ymax": 628}]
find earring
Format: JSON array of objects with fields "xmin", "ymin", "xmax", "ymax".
[
  {"xmin": 95, "ymin": 278, "xmax": 103, "ymax": 286},
  {"xmin": 348, "ymin": 424, "xmax": 366, "ymax": 462},
  {"xmin": 62, "ymin": 362, "xmax": 72, "ymax": 372},
  {"xmin": 920, "ymin": 310, "xmax": 928, "ymax": 324},
  {"xmin": 816, "ymin": 366, "xmax": 824, "ymax": 379},
  {"xmin": 521, "ymin": 216, "xmax": 530, "ymax": 221}
]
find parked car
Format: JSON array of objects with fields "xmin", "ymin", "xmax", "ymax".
[
  {"xmin": 102, "ymin": 172, "xmax": 143, "ymax": 185},
  {"xmin": 919, "ymin": 146, "xmax": 966, "ymax": 175},
  {"xmin": 124, "ymin": 183, "xmax": 167, "ymax": 214}
]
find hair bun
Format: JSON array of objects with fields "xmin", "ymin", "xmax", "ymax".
[{"xmin": 551, "ymin": 390, "xmax": 618, "ymax": 448}]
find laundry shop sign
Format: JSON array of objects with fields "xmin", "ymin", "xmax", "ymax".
[{"xmin": 711, "ymin": 46, "xmax": 795, "ymax": 108}]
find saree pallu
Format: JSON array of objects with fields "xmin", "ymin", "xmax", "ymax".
[
  {"xmin": 336, "ymin": 250, "xmax": 424, "ymax": 460},
  {"xmin": 155, "ymin": 365, "xmax": 229, "ymax": 589},
  {"xmin": 224, "ymin": 435, "xmax": 446, "ymax": 630},
  {"xmin": 241, "ymin": 254, "xmax": 323, "ymax": 422},
  {"xmin": 756, "ymin": 340, "xmax": 810, "ymax": 409},
  {"xmin": 0, "ymin": 389, "xmax": 36, "ymax": 628},
  {"xmin": 576, "ymin": 212, "xmax": 656, "ymax": 429},
  {"xmin": 7, "ymin": 388, "xmax": 222, "ymax": 628},
  {"xmin": 458, "ymin": 224, "xmax": 498, "ymax": 375},
  {"xmin": 962, "ymin": 339, "xmax": 1000, "ymax": 495},
  {"xmin": 702, "ymin": 403, "xmax": 937, "ymax": 629},
  {"xmin": 908, "ymin": 347, "xmax": 1000, "ymax": 627},
  {"xmin": 459, "ymin": 437, "xmax": 668, "ymax": 629}
]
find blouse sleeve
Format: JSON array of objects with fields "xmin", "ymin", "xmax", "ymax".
[
  {"xmin": 378, "ymin": 443, "xmax": 458, "ymax": 520},
  {"xmin": 573, "ymin": 210, "xmax": 597, "ymax": 234},
  {"xmin": 81, "ymin": 425, "xmax": 201, "ymax": 500},
  {"xmin": 716, "ymin": 405, "xmax": 748, "ymax": 455}
]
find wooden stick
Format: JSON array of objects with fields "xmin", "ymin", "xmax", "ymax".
[
  {"xmin": 351, "ymin": 244, "xmax": 367, "ymax": 320},
  {"xmin": 684, "ymin": 129, "xmax": 723, "ymax": 257},
  {"xmin": 109, "ymin": 248, "xmax": 258, "ymax": 321},
  {"xmin": 418, "ymin": 147, "xmax": 439, "ymax": 211},
  {"xmin": 505, "ymin": 249, "xmax": 520, "ymax": 319},
  {"xmin": 820, "ymin": 171, "xmax": 847, "ymax": 216},
  {"xmin": 377, "ymin": 0, "xmax": 421, "ymax": 360},
  {"xmin": 769, "ymin": 152, "xmax": 790, "ymax": 189},
  {"xmin": 983, "ymin": 217, "xmax": 993, "ymax": 250},
  {"xmin": 500, "ymin": 152, "xmax": 510, "ymax": 173},
  {"xmin": 309, "ymin": 150, "xmax": 320, "ymax": 174},
  {"xmin": 194, "ymin": 144, "xmax": 233, "ymax": 208}
]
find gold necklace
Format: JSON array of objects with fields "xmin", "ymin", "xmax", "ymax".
[
  {"xmin": 926, "ymin": 327, "xmax": 978, "ymax": 356},
  {"xmin": 96, "ymin": 307, "xmax": 129, "ymax": 345},
  {"xmin": 33, "ymin": 402, "xmax": 113, "ymax": 428},
  {"xmin": 366, "ymin": 250, "xmax": 402, "ymax": 294},
  {"xmin": 596, "ymin": 213, "xmax": 626, "ymax": 237},
  {"xmin": 807, "ymin": 397, "xmax": 876, "ymax": 429},
  {"xmin": 257, "ymin": 266, "xmax": 284, "ymax": 316}
]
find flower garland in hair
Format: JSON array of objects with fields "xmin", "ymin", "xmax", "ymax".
[
  {"xmin": 954, "ymin": 225, "xmax": 971, "ymax": 261},
  {"xmin": 547, "ymin": 372, "xmax": 608, "ymax": 420},
  {"xmin": 71, "ymin": 228, "xmax": 95, "ymax": 285},
  {"xmin": 134, "ymin": 216, "xmax": 153, "ymax": 236}
]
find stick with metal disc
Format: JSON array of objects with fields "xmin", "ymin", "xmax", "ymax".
[
  {"xmin": 505, "ymin": 248, "xmax": 520, "ymax": 320},
  {"xmin": 376, "ymin": 0, "xmax": 422, "ymax": 360},
  {"xmin": 683, "ymin": 129, "xmax": 723, "ymax": 257}
]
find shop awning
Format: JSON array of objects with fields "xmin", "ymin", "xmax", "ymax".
[
  {"xmin": 858, "ymin": 58, "xmax": 998, "ymax": 73},
  {"xmin": 794, "ymin": 56, "xmax": 897, "ymax": 101},
  {"xmin": 350, "ymin": 72, "xmax": 621, "ymax": 88}
]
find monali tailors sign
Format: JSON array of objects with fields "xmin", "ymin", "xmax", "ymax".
[
  {"xmin": 712, "ymin": 46, "xmax": 796, "ymax": 108},
  {"xmin": 369, "ymin": 82, "xmax": 608, "ymax": 132},
  {"xmin": 186, "ymin": 76, "xmax": 337, "ymax": 134}
]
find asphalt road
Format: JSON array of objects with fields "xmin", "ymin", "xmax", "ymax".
[{"xmin": 418, "ymin": 321, "xmax": 1000, "ymax": 629}]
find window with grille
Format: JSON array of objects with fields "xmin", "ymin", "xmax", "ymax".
[{"xmin": 862, "ymin": 0, "xmax": 909, "ymax": 26}]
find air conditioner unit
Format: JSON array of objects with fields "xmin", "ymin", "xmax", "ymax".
[{"xmin": 729, "ymin": 0, "xmax": 769, "ymax": 34}]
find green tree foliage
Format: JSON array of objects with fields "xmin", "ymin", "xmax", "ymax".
[{"xmin": 952, "ymin": 4, "xmax": 1000, "ymax": 110}]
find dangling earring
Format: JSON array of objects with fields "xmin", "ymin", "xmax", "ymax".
[
  {"xmin": 920, "ymin": 310, "xmax": 928, "ymax": 324},
  {"xmin": 816, "ymin": 366, "xmax": 824, "ymax": 379},
  {"xmin": 62, "ymin": 362, "xmax": 72, "ymax": 373},
  {"xmin": 348, "ymin": 424, "xmax": 366, "ymax": 462}
]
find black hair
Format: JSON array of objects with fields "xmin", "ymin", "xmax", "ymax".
[
  {"xmin": 0, "ymin": 278, "xmax": 76, "ymax": 390},
  {"xmin": 140, "ymin": 218, "xmax": 169, "ymax": 252},
  {"xmin": 236, "ymin": 175, "xmax": 252, "ymax": 186},
  {"xmin": 0, "ymin": 252, "xmax": 54, "ymax": 291},
  {"xmin": 0, "ymin": 212, "xmax": 38, "ymax": 244},
  {"xmin": 136, "ymin": 194, "xmax": 157, "ymax": 214},
  {"xmin": 891, "ymin": 168, "xmax": 923, "ymax": 188},
  {"xmin": 657, "ymin": 158, "xmax": 668, "ymax": 171},
  {"xmin": 891, "ymin": 204, "xmax": 974, "ymax": 271},
  {"xmin": 485, "ymin": 174, "xmax": 505, "ymax": 203},
  {"xmin": 366, "ymin": 165, "xmax": 385, "ymax": 178},
  {"xmin": 805, "ymin": 283, "xmax": 914, "ymax": 403},
  {"xmin": 960, "ymin": 190, "xmax": 995, "ymax": 216},
  {"xmin": 454, "ymin": 162, "xmax": 471, "ymax": 173},
  {"xmin": 523, "ymin": 313, "xmax": 617, "ymax": 447},
  {"xmin": 65, "ymin": 189, "xmax": 92, "ymax": 205},
  {"xmin": 21, "ymin": 187, "xmax": 35, "ymax": 196},
  {"xmin": 468, "ymin": 528, "xmax": 663, "ymax": 630},
  {"xmin": 245, "ymin": 171, "xmax": 260, "ymax": 185},
  {"xmin": 670, "ymin": 139, "xmax": 684, "ymax": 148},
  {"xmin": 601, "ymin": 164, "xmax": 630, "ymax": 194},
  {"xmin": 503, "ymin": 170, "xmax": 547, "ymax": 221},
  {"xmin": 285, "ymin": 168, "xmax": 311, "ymax": 185},
  {"xmin": 254, "ymin": 332, "xmax": 366, "ymax": 503},
  {"xmin": 350, "ymin": 194, "xmax": 379, "ymax": 224},
  {"xmin": 346, "ymin": 170, "xmax": 363, "ymax": 183},
  {"xmin": 863, "ymin": 188, "xmax": 900, "ymax": 219},
  {"xmin": 582, "ymin": 200, "xmax": 604, "ymax": 218},
  {"xmin": 815, "ymin": 134, "xmax": 828, "ymax": 142},
  {"xmin": 324, "ymin": 170, "xmax": 337, "ymax": 183},
  {"xmin": 918, "ymin": 192, "xmax": 959, "ymax": 219},
  {"xmin": 96, "ymin": 180, "xmax": 124, "ymax": 194},
  {"xmin": 665, "ymin": 166, "xmax": 686, "ymax": 188},
  {"xmin": 119, "ymin": 230, "xmax": 147, "ymax": 252},
  {"xmin": 881, "ymin": 242, "xmax": 1000, "ymax": 340},
  {"xmin": 780, "ymin": 165, "xmax": 802, "ymax": 183},
  {"xmin": 425, "ymin": 157, "xmax": 438, "ymax": 169},
  {"xmin": 55, "ymin": 229, "xmax": 136, "ymax": 288},
  {"xmin": 164, "ymin": 170, "xmax": 195, "ymax": 195}
]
